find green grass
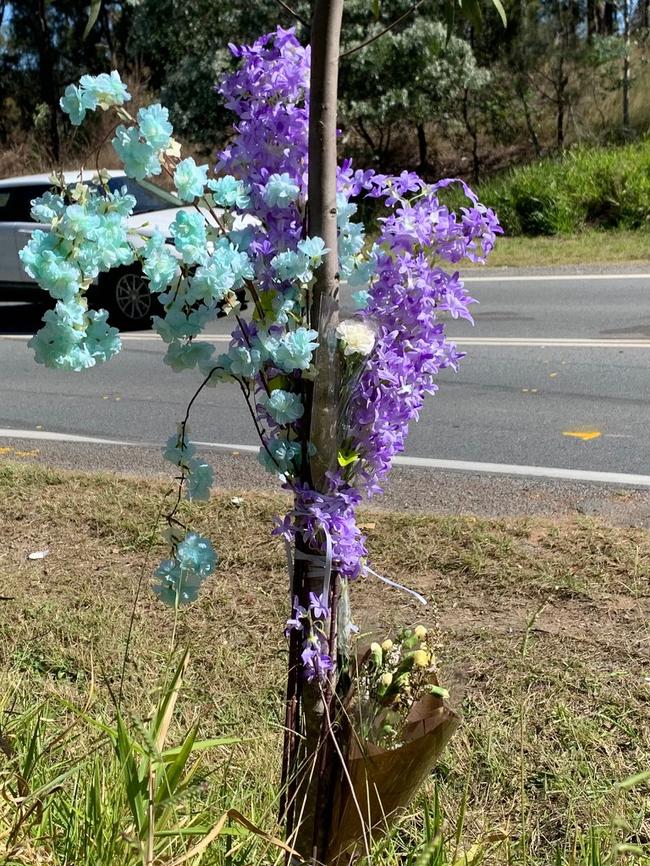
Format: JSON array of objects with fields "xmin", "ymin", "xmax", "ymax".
[
  {"xmin": 468, "ymin": 228, "xmax": 650, "ymax": 268},
  {"xmin": 0, "ymin": 462, "xmax": 648, "ymax": 865},
  {"xmin": 460, "ymin": 139, "xmax": 650, "ymax": 237}
]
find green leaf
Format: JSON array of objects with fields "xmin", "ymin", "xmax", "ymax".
[
  {"xmin": 337, "ymin": 449, "xmax": 360, "ymax": 467},
  {"xmin": 617, "ymin": 770, "xmax": 650, "ymax": 790},
  {"xmin": 151, "ymin": 648, "xmax": 189, "ymax": 754},
  {"xmin": 83, "ymin": 0, "xmax": 102, "ymax": 41},
  {"xmin": 115, "ymin": 713, "xmax": 147, "ymax": 833},
  {"xmin": 372, "ymin": 0, "xmax": 381, "ymax": 20},
  {"xmin": 161, "ymin": 735, "xmax": 241, "ymax": 760},
  {"xmin": 156, "ymin": 723, "xmax": 198, "ymax": 806},
  {"xmin": 491, "ymin": 0, "xmax": 507, "ymax": 26},
  {"xmin": 459, "ymin": 0, "xmax": 483, "ymax": 30}
]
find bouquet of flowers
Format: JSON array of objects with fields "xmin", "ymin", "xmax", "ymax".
[{"xmin": 327, "ymin": 627, "xmax": 459, "ymax": 862}]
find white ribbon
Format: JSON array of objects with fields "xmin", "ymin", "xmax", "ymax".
[
  {"xmin": 285, "ymin": 529, "xmax": 333, "ymax": 604},
  {"xmin": 363, "ymin": 564, "xmax": 428, "ymax": 606}
]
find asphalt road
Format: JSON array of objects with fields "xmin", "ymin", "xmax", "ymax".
[{"xmin": 1, "ymin": 267, "xmax": 649, "ymax": 487}]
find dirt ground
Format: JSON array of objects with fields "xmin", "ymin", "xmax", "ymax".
[{"xmin": 0, "ymin": 461, "xmax": 648, "ymax": 861}]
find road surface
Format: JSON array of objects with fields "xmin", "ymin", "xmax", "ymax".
[{"xmin": 1, "ymin": 267, "xmax": 649, "ymax": 510}]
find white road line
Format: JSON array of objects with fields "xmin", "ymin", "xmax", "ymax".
[
  {"xmin": 456, "ymin": 337, "xmax": 650, "ymax": 348},
  {"xmin": 2, "ymin": 333, "xmax": 649, "ymax": 349},
  {"xmin": 1, "ymin": 427, "xmax": 650, "ymax": 487},
  {"xmin": 0, "ymin": 428, "xmax": 137, "ymax": 446},
  {"xmin": 391, "ymin": 455, "xmax": 650, "ymax": 487},
  {"xmin": 463, "ymin": 273, "xmax": 650, "ymax": 282}
]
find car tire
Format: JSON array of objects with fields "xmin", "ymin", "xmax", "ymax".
[{"xmin": 94, "ymin": 266, "xmax": 161, "ymax": 331}]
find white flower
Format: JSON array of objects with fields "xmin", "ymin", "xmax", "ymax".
[{"xmin": 335, "ymin": 319, "xmax": 375, "ymax": 357}]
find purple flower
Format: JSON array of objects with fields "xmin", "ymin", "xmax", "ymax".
[
  {"xmin": 217, "ymin": 29, "xmax": 501, "ymax": 682},
  {"xmin": 308, "ymin": 591, "xmax": 329, "ymax": 620},
  {"xmin": 301, "ymin": 638, "xmax": 334, "ymax": 683}
]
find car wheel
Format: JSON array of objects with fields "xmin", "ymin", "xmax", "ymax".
[{"xmin": 96, "ymin": 267, "xmax": 161, "ymax": 331}]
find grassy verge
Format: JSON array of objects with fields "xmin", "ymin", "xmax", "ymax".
[
  {"xmin": 467, "ymin": 140, "xmax": 650, "ymax": 237},
  {"xmin": 0, "ymin": 463, "xmax": 648, "ymax": 864},
  {"xmin": 471, "ymin": 228, "xmax": 650, "ymax": 269}
]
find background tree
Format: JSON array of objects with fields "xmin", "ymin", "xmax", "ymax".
[{"xmin": 339, "ymin": 12, "xmax": 489, "ymax": 173}]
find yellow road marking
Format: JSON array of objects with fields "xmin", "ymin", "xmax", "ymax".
[{"xmin": 562, "ymin": 430, "xmax": 602, "ymax": 441}]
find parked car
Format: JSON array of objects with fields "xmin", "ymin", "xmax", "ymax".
[{"xmin": 0, "ymin": 170, "xmax": 184, "ymax": 329}]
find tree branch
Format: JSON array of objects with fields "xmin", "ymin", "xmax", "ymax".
[
  {"xmin": 340, "ymin": 0, "xmax": 427, "ymax": 58},
  {"xmin": 272, "ymin": 0, "xmax": 310, "ymax": 27}
]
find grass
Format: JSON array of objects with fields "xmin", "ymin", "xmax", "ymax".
[
  {"xmin": 0, "ymin": 462, "xmax": 648, "ymax": 864},
  {"xmin": 469, "ymin": 228, "xmax": 650, "ymax": 268},
  {"xmin": 456, "ymin": 139, "xmax": 650, "ymax": 238}
]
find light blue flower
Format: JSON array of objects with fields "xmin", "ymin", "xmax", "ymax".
[
  {"xmin": 185, "ymin": 460, "xmax": 214, "ymax": 501},
  {"xmin": 271, "ymin": 291, "xmax": 298, "ymax": 325},
  {"xmin": 60, "ymin": 204, "xmax": 101, "ymax": 241},
  {"xmin": 258, "ymin": 437, "xmax": 302, "ymax": 477},
  {"xmin": 163, "ymin": 425, "xmax": 196, "ymax": 467},
  {"xmin": 207, "ymin": 176, "xmax": 250, "ymax": 209},
  {"xmin": 187, "ymin": 257, "xmax": 235, "ymax": 304},
  {"xmin": 137, "ymin": 104, "xmax": 173, "ymax": 151},
  {"xmin": 85, "ymin": 309, "xmax": 122, "ymax": 364},
  {"xmin": 352, "ymin": 289, "xmax": 370, "ymax": 309},
  {"xmin": 198, "ymin": 353, "xmax": 232, "ymax": 385},
  {"xmin": 104, "ymin": 187, "xmax": 137, "ymax": 217},
  {"xmin": 28, "ymin": 300, "xmax": 120, "ymax": 372},
  {"xmin": 30, "ymin": 191, "xmax": 65, "ymax": 224},
  {"xmin": 143, "ymin": 248, "xmax": 178, "ymax": 293},
  {"xmin": 33, "ymin": 250, "xmax": 80, "ymax": 301},
  {"xmin": 87, "ymin": 211, "xmax": 135, "ymax": 273},
  {"xmin": 164, "ymin": 340, "xmax": 215, "ymax": 372},
  {"xmin": 222, "ymin": 244, "xmax": 254, "ymax": 286},
  {"xmin": 253, "ymin": 329, "xmax": 281, "ymax": 363},
  {"xmin": 263, "ymin": 172, "xmax": 300, "ymax": 208},
  {"xmin": 60, "ymin": 84, "xmax": 98, "ymax": 125},
  {"xmin": 177, "ymin": 532, "xmax": 217, "ymax": 577},
  {"xmin": 260, "ymin": 389, "xmax": 304, "ymax": 425},
  {"xmin": 112, "ymin": 125, "xmax": 161, "ymax": 181},
  {"xmin": 153, "ymin": 531, "xmax": 217, "ymax": 606},
  {"xmin": 174, "ymin": 158, "xmax": 208, "ymax": 202},
  {"xmin": 271, "ymin": 250, "xmax": 312, "ymax": 284},
  {"xmin": 348, "ymin": 255, "xmax": 377, "ymax": 287},
  {"xmin": 226, "ymin": 345, "xmax": 262, "ymax": 379},
  {"xmin": 273, "ymin": 327, "xmax": 319, "ymax": 372},
  {"xmin": 79, "ymin": 71, "xmax": 130, "ymax": 108},
  {"xmin": 142, "ymin": 233, "xmax": 179, "ymax": 292},
  {"xmin": 297, "ymin": 236, "xmax": 328, "ymax": 262},
  {"xmin": 170, "ymin": 210, "xmax": 207, "ymax": 265},
  {"xmin": 153, "ymin": 306, "xmax": 203, "ymax": 343}
]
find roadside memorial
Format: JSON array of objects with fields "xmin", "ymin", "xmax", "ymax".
[{"xmin": 20, "ymin": 4, "xmax": 501, "ymax": 861}]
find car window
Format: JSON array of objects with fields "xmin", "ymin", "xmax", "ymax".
[
  {"xmin": 0, "ymin": 185, "xmax": 49, "ymax": 222},
  {"xmin": 107, "ymin": 176, "xmax": 181, "ymax": 214}
]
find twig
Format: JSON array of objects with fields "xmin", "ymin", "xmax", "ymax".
[
  {"xmin": 234, "ymin": 377, "xmax": 282, "ymax": 470},
  {"xmin": 273, "ymin": 0, "xmax": 310, "ymax": 27},
  {"xmin": 234, "ymin": 314, "xmax": 272, "ymax": 397},
  {"xmin": 340, "ymin": 0, "xmax": 427, "ymax": 58}
]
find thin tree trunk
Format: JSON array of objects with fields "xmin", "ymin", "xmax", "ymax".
[
  {"xmin": 35, "ymin": 0, "xmax": 60, "ymax": 161},
  {"xmin": 307, "ymin": 0, "xmax": 343, "ymax": 491},
  {"xmin": 289, "ymin": 2, "xmax": 345, "ymax": 863},
  {"xmin": 461, "ymin": 90, "xmax": 480, "ymax": 183},
  {"xmin": 622, "ymin": 0, "xmax": 631, "ymax": 132},
  {"xmin": 587, "ymin": 0, "xmax": 597, "ymax": 42},
  {"xmin": 517, "ymin": 85, "xmax": 542, "ymax": 157},
  {"xmin": 416, "ymin": 122, "xmax": 429, "ymax": 172}
]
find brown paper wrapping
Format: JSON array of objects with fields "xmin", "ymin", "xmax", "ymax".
[{"xmin": 327, "ymin": 690, "xmax": 459, "ymax": 864}]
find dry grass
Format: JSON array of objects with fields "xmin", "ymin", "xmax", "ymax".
[
  {"xmin": 470, "ymin": 228, "xmax": 650, "ymax": 268},
  {"xmin": 0, "ymin": 462, "xmax": 648, "ymax": 863}
]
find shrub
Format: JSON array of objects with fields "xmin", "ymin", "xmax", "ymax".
[{"xmin": 472, "ymin": 140, "xmax": 650, "ymax": 236}]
